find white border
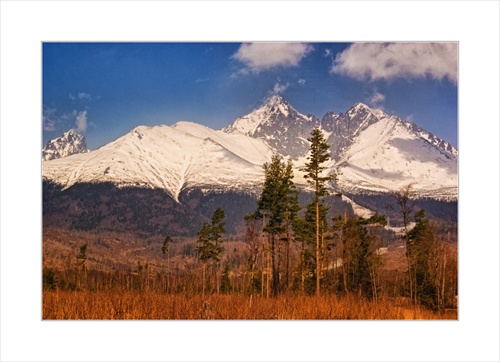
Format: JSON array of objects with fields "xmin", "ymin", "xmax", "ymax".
[{"xmin": 1, "ymin": 1, "xmax": 499, "ymax": 361}]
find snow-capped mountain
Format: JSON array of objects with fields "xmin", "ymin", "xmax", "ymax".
[
  {"xmin": 322, "ymin": 102, "xmax": 382, "ymax": 162},
  {"xmin": 317, "ymin": 103, "xmax": 458, "ymax": 199},
  {"xmin": 223, "ymin": 95, "xmax": 319, "ymax": 159},
  {"xmin": 322, "ymin": 102, "xmax": 457, "ymax": 162},
  {"xmin": 42, "ymin": 129, "xmax": 89, "ymax": 161},
  {"xmin": 42, "ymin": 97, "xmax": 458, "ymax": 201},
  {"xmin": 333, "ymin": 106, "xmax": 457, "ymax": 199},
  {"xmin": 42, "ymin": 122, "xmax": 274, "ymax": 202}
]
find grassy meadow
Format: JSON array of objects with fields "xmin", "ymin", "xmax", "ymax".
[{"xmin": 43, "ymin": 291, "xmax": 457, "ymax": 320}]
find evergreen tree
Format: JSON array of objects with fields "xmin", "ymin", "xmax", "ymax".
[
  {"xmin": 162, "ymin": 236, "xmax": 172, "ymax": 256},
  {"xmin": 77, "ymin": 243, "xmax": 88, "ymax": 271},
  {"xmin": 333, "ymin": 213, "xmax": 386, "ymax": 298},
  {"xmin": 407, "ymin": 209, "xmax": 439, "ymax": 310},
  {"xmin": 76, "ymin": 243, "xmax": 88, "ymax": 289},
  {"xmin": 293, "ymin": 199, "xmax": 328, "ymax": 294},
  {"xmin": 220, "ymin": 262, "xmax": 231, "ymax": 293},
  {"xmin": 255, "ymin": 154, "xmax": 299, "ymax": 296},
  {"xmin": 302, "ymin": 127, "xmax": 338, "ymax": 296},
  {"xmin": 197, "ymin": 207, "xmax": 226, "ymax": 295},
  {"xmin": 162, "ymin": 235, "xmax": 172, "ymax": 292}
]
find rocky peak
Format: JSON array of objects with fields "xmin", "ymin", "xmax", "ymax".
[{"xmin": 42, "ymin": 129, "xmax": 89, "ymax": 161}]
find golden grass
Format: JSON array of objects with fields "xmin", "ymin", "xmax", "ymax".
[{"xmin": 43, "ymin": 291, "xmax": 457, "ymax": 320}]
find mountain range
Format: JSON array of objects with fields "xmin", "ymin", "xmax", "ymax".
[{"xmin": 42, "ymin": 95, "xmax": 458, "ymax": 201}]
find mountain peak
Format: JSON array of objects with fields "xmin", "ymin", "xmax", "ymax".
[
  {"xmin": 348, "ymin": 102, "xmax": 374, "ymax": 114},
  {"xmin": 265, "ymin": 94, "xmax": 286, "ymax": 105},
  {"xmin": 222, "ymin": 96, "xmax": 319, "ymax": 159},
  {"xmin": 42, "ymin": 129, "xmax": 89, "ymax": 161},
  {"xmin": 259, "ymin": 94, "xmax": 295, "ymax": 119}
]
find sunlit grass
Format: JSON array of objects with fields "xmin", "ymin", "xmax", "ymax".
[{"xmin": 43, "ymin": 291, "xmax": 457, "ymax": 320}]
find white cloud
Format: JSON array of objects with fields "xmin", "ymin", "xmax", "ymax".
[
  {"xmin": 324, "ymin": 49, "xmax": 332, "ymax": 58},
  {"xmin": 232, "ymin": 42, "xmax": 313, "ymax": 73},
  {"xmin": 70, "ymin": 92, "xmax": 92, "ymax": 100},
  {"xmin": 43, "ymin": 118, "xmax": 56, "ymax": 132},
  {"xmin": 75, "ymin": 110, "xmax": 88, "ymax": 132},
  {"xmin": 298, "ymin": 78, "xmax": 306, "ymax": 85},
  {"xmin": 271, "ymin": 82, "xmax": 289, "ymax": 95},
  {"xmin": 42, "ymin": 107, "xmax": 57, "ymax": 131},
  {"xmin": 369, "ymin": 91, "xmax": 385, "ymax": 107},
  {"xmin": 332, "ymin": 42, "xmax": 457, "ymax": 84},
  {"xmin": 78, "ymin": 92, "xmax": 92, "ymax": 100}
]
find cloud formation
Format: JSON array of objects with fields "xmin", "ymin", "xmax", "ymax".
[
  {"xmin": 69, "ymin": 92, "xmax": 92, "ymax": 100},
  {"xmin": 270, "ymin": 82, "xmax": 289, "ymax": 95},
  {"xmin": 298, "ymin": 78, "xmax": 306, "ymax": 86},
  {"xmin": 43, "ymin": 107, "xmax": 57, "ymax": 131},
  {"xmin": 78, "ymin": 92, "xmax": 91, "ymax": 100},
  {"xmin": 369, "ymin": 91, "xmax": 386, "ymax": 107},
  {"xmin": 75, "ymin": 110, "xmax": 88, "ymax": 132},
  {"xmin": 332, "ymin": 43, "xmax": 457, "ymax": 84},
  {"xmin": 232, "ymin": 42, "xmax": 313, "ymax": 73}
]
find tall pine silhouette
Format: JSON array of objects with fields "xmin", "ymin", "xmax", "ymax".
[
  {"xmin": 302, "ymin": 127, "xmax": 338, "ymax": 296},
  {"xmin": 255, "ymin": 154, "xmax": 299, "ymax": 297}
]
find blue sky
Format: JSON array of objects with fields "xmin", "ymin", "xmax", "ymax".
[{"xmin": 42, "ymin": 42, "xmax": 458, "ymax": 150}]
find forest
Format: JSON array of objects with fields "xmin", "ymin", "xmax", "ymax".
[{"xmin": 42, "ymin": 128, "xmax": 458, "ymax": 320}]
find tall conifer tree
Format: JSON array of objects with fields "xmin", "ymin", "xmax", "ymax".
[
  {"xmin": 303, "ymin": 127, "xmax": 337, "ymax": 296},
  {"xmin": 197, "ymin": 207, "xmax": 225, "ymax": 295},
  {"xmin": 256, "ymin": 154, "xmax": 299, "ymax": 296},
  {"xmin": 407, "ymin": 209, "xmax": 439, "ymax": 310}
]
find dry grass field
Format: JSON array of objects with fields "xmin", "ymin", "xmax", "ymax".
[
  {"xmin": 42, "ymin": 225, "xmax": 458, "ymax": 320},
  {"xmin": 43, "ymin": 291, "xmax": 457, "ymax": 320}
]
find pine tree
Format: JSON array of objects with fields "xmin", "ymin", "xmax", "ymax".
[
  {"xmin": 197, "ymin": 207, "xmax": 226, "ymax": 295},
  {"xmin": 302, "ymin": 127, "xmax": 338, "ymax": 296},
  {"xmin": 293, "ymin": 199, "xmax": 327, "ymax": 294},
  {"xmin": 76, "ymin": 243, "xmax": 88, "ymax": 289},
  {"xmin": 220, "ymin": 262, "xmax": 231, "ymax": 293},
  {"xmin": 255, "ymin": 154, "xmax": 299, "ymax": 297},
  {"xmin": 333, "ymin": 213, "xmax": 386, "ymax": 298},
  {"xmin": 407, "ymin": 209, "xmax": 439, "ymax": 310},
  {"xmin": 162, "ymin": 236, "xmax": 172, "ymax": 292}
]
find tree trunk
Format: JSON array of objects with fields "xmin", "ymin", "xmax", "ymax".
[
  {"xmin": 316, "ymin": 200, "xmax": 320, "ymax": 297},
  {"xmin": 202, "ymin": 262, "xmax": 206, "ymax": 297},
  {"xmin": 271, "ymin": 235, "xmax": 278, "ymax": 297},
  {"xmin": 266, "ymin": 236, "xmax": 271, "ymax": 298},
  {"xmin": 300, "ymin": 240, "xmax": 305, "ymax": 295},
  {"xmin": 285, "ymin": 212, "xmax": 290, "ymax": 293}
]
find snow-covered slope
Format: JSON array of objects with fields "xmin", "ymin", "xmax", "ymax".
[
  {"xmin": 322, "ymin": 102, "xmax": 457, "ymax": 162},
  {"xmin": 333, "ymin": 111, "xmax": 457, "ymax": 199},
  {"xmin": 42, "ymin": 123, "xmax": 274, "ymax": 201},
  {"xmin": 223, "ymin": 95, "xmax": 319, "ymax": 159},
  {"xmin": 322, "ymin": 103, "xmax": 381, "ymax": 162},
  {"xmin": 42, "ymin": 98, "xmax": 458, "ymax": 201},
  {"xmin": 42, "ymin": 129, "xmax": 89, "ymax": 160}
]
